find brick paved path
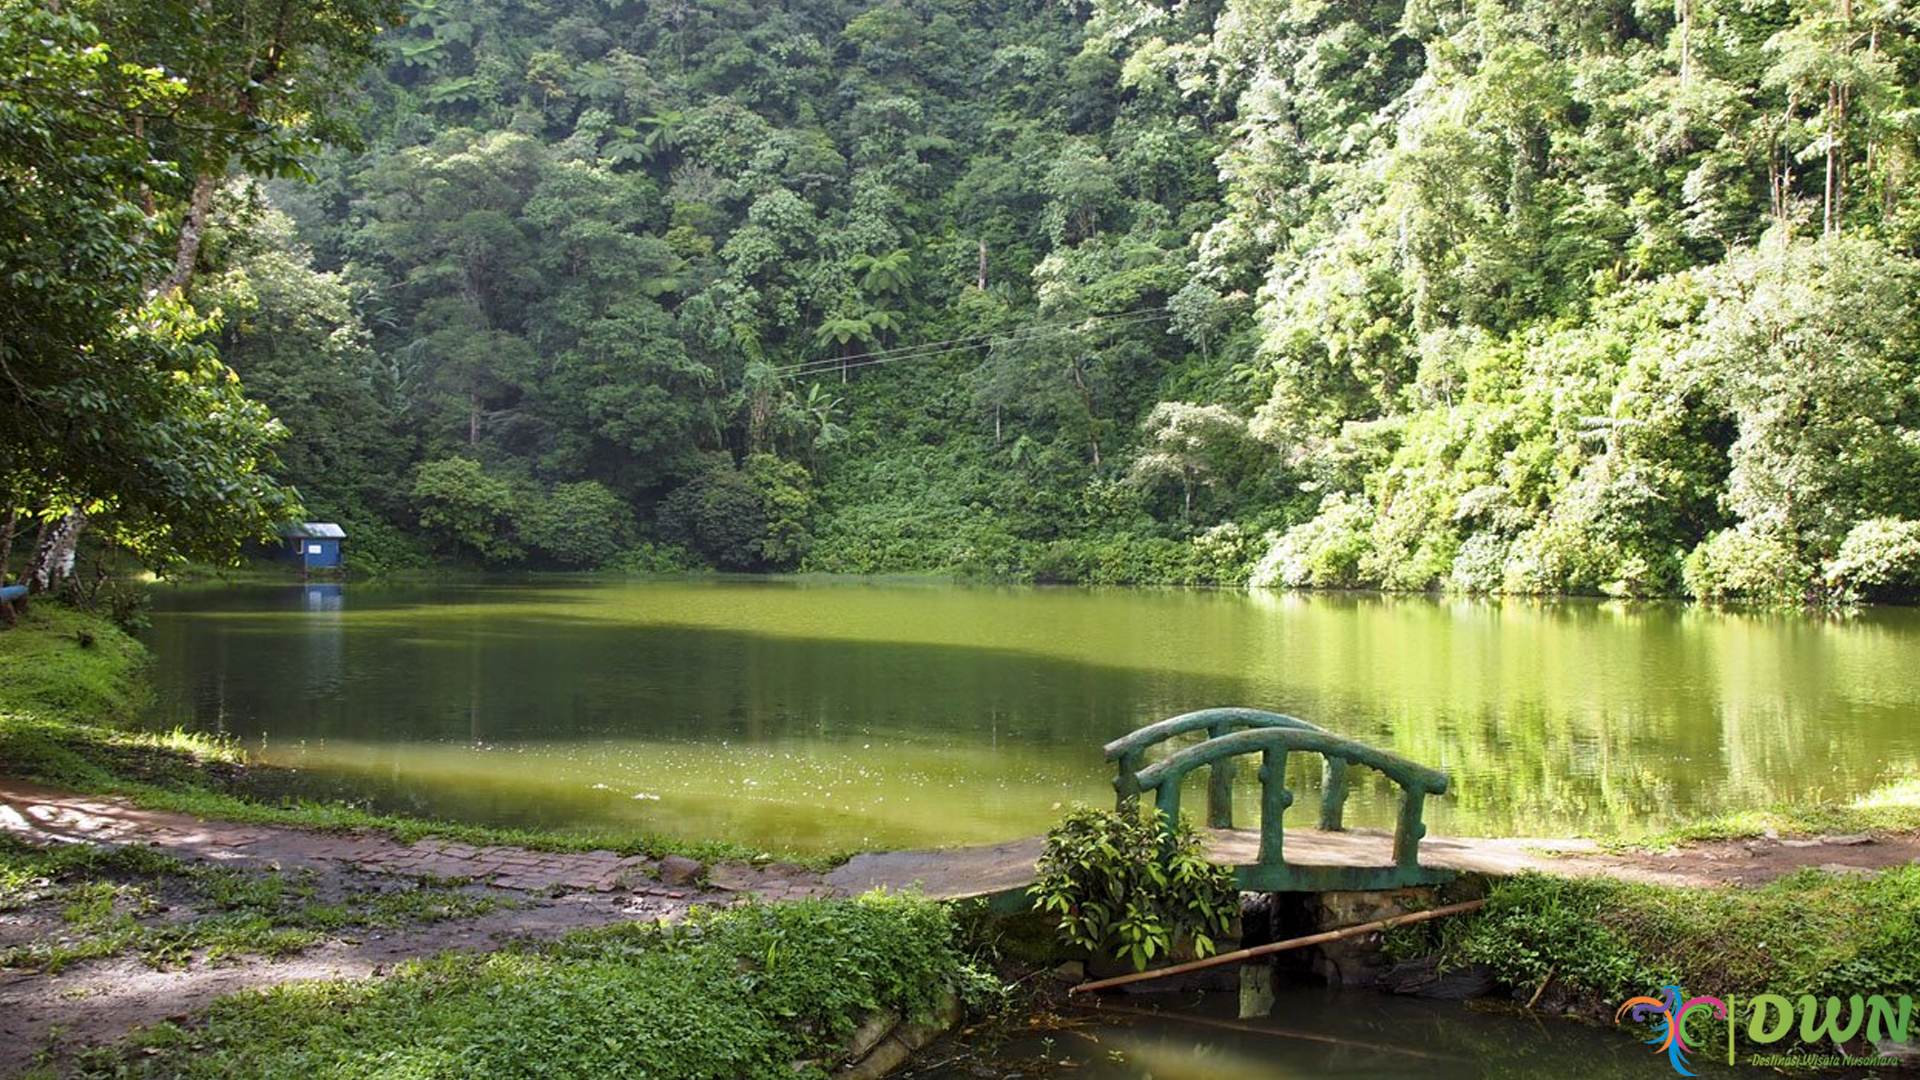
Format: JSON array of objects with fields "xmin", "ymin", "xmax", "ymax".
[{"xmin": 0, "ymin": 779, "xmax": 835, "ymax": 903}]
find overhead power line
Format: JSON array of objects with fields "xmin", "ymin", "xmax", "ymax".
[
  {"xmin": 775, "ymin": 305, "xmax": 1174, "ymax": 378},
  {"xmin": 774, "ymin": 305, "xmax": 1176, "ymax": 379}
]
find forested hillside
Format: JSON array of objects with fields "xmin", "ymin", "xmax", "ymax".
[{"xmin": 204, "ymin": 0, "xmax": 1920, "ymax": 604}]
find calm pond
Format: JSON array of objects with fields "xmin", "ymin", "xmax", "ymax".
[
  {"xmin": 140, "ymin": 579, "xmax": 1920, "ymax": 853},
  {"xmin": 907, "ymin": 986, "xmax": 1746, "ymax": 1080}
]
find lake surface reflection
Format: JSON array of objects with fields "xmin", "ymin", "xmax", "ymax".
[{"xmin": 140, "ymin": 579, "xmax": 1920, "ymax": 852}]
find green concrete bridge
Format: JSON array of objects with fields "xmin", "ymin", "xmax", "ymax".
[
  {"xmin": 825, "ymin": 706, "xmax": 1559, "ymax": 903},
  {"xmin": 1106, "ymin": 707, "xmax": 1453, "ymax": 893}
]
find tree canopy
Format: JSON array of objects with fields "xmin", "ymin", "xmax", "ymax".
[
  {"xmin": 12, "ymin": 0, "xmax": 1920, "ymax": 605},
  {"xmin": 0, "ymin": 0, "xmax": 397, "ymax": 582}
]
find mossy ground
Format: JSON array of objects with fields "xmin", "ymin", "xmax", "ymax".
[{"xmin": 0, "ymin": 833, "xmax": 510, "ymax": 973}]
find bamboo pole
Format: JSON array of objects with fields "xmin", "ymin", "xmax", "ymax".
[{"xmin": 1068, "ymin": 898, "xmax": 1488, "ymax": 995}]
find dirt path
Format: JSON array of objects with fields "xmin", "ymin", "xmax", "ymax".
[
  {"xmin": 1518, "ymin": 829, "xmax": 1920, "ymax": 887},
  {"xmin": 0, "ymin": 780, "xmax": 837, "ymax": 1075}
]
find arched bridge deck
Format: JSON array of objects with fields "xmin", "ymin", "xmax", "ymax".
[{"xmin": 826, "ymin": 827, "xmax": 1603, "ymax": 903}]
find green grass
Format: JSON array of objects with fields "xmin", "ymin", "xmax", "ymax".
[
  {"xmin": 0, "ymin": 604, "xmax": 843, "ymax": 871},
  {"xmin": 0, "ymin": 834, "xmax": 511, "ymax": 972},
  {"xmin": 0, "ymin": 605, "xmax": 152, "ymax": 723},
  {"xmin": 74, "ymin": 893, "xmax": 991, "ymax": 1080},
  {"xmin": 1603, "ymin": 774, "xmax": 1920, "ymax": 851},
  {"xmin": 0, "ymin": 833, "xmax": 181, "ymax": 897},
  {"xmin": 1392, "ymin": 866, "xmax": 1920, "ymax": 1053},
  {"xmin": 125, "ymin": 784, "xmax": 841, "ymax": 869}
]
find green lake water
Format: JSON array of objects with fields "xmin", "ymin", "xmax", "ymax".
[{"xmin": 139, "ymin": 579, "xmax": 1920, "ymax": 853}]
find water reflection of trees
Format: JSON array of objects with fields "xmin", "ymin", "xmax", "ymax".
[{"xmin": 141, "ymin": 584, "xmax": 1920, "ymax": 844}]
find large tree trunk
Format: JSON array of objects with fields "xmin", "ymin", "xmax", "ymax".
[
  {"xmin": 0, "ymin": 510, "xmax": 16, "ymax": 583},
  {"xmin": 749, "ymin": 381, "xmax": 773, "ymax": 453},
  {"xmin": 0, "ymin": 510, "xmax": 19, "ymax": 623},
  {"xmin": 1772, "ymin": 95, "xmax": 1798, "ymax": 233},
  {"xmin": 1825, "ymin": 83, "xmax": 1846, "ymax": 237},
  {"xmin": 27, "ymin": 508, "xmax": 89, "ymax": 595},
  {"xmin": 158, "ymin": 173, "xmax": 220, "ymax": 298},
  {"xmin": 1676, "ymin": 0, "xmax": 1693, "ymax": 88},
  {"xmin": 43, "ymin": 173, "xmax": 227, "ymax": 596},
  {"xmin": 1070, "ymin": 360, "xmax": 1101, "ymax": 468}
]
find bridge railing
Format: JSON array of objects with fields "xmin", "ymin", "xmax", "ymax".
[
  {"xmin": 1104, "ymin": 707, "xmax": 1326, "ymax": 829},
  {"xmin": 1108, "ymin": 710, "xmax": 1450, "ymax": 888}
]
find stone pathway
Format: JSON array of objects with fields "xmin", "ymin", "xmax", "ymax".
[
  {"xmin": 10, "ymin": 779, "xmax": 1918, "ymax": 910},
  {"xmin": 0, "ymin": 779, "xmax": 835, "ymax": 902}
]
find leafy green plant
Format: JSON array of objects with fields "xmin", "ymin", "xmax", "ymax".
[
  {"xmin": 84, "ymin": 895, "xmax": 994, "ymax": 1080},
  {"xmin": 520, "ymin": 481, "xmax": 636, "ymax": 568},
  {"xmin": 410, "ymin": 456, "xmax": 525, "ymax": 564},
  {"xmin": 1029, "ymin": 805, "xmax": 1237, "ymax": 971},
  {"xmin": 1452, "ymin": 873, "xmax": 1663, "ymax": 1000}
]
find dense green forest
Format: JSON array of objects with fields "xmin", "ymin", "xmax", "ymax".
[{"xmin": 7, "ymin": 0, "xmax": 1920, "ymax": 605}]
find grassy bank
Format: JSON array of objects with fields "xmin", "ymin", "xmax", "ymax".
[
  {"xmin": 0, "ymin": 605, "xmax": 152, "ymax": 722},
  {"xmin": 1392, "ymin": 773, "xmax": 1920, "ymax": 1058},
  {"xmin": 1609, "ymin": 778, "xmax": 1920, "ymax": 850},
  {"xmin": 1391, "ymin": 867, "xmax": 1920, "ymax": 1058},
  {"xmin": 64, "ymin": 893, "xmax": 992, "ymax": 1080},
  {"xmin": 0, "ymin": 604, "xmax": 840, "ymax": 870},
  {"xmin": 3, "ymin": 605, "xmax": 995, "ymax": 1080}
]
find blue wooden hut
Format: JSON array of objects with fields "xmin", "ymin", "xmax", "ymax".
[{"xmin": 282, "ymin": 523, "xmax": 346, "ymax": 571}]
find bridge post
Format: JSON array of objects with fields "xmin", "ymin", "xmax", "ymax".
[
  {"xmin": 1207, "ymin": 720, "xmax": 1234, "ymax": 828},
  {"xmin": 1392, "ymin": 788, "xmax": 1429, "ymax": 872},
  {"xmin": 1113, "ymin": 749, "xmax": 1145, "ymax": 812},
  {"xmin": 1319, "ymin": 756, "xmax": 1348, "ymax": 831},
  {"xmin": 1256, "ymin": 747, "xmax": 1292, "ymax": 867},
  {"xmin": 1155, "ymin": 778, "xmax": 1183, "ymax": 854}
]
